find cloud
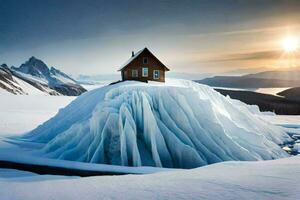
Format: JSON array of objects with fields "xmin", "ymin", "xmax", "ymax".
[
  {"xmin": 187, "ymin": 24, "xmax": 300, "ymax": 39},
  {"xmin": 201, "ymin": 50, "xmax": 283, "ymax": 63}
]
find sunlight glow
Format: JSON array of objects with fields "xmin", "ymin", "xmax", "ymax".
[{"xmin": 281, "ymin": 36, "xmax": 298, "ymax": 53}]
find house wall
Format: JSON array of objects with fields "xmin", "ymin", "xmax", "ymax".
[{"xmin": 122, "ymin": 50, "xmax": 166, "ymax": 82}]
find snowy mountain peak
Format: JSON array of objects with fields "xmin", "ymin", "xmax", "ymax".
[
  {"xmin": 1, "ymin": 63, "xmax": 9, "ymax": 69},
  {"xmin": 13, "ymin": 56, "xmax": 50, "ymax": 78},
  {"xmin": 1, "ymin": 57, "xmax": 86, "ymax": 96}
]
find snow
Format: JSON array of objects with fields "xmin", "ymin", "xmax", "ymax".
[
  {"xmin": 0, "ymin": 87, "xmax": 10, "ymax": 95},
  {"xmin": 51, "ymin": 73, "xmax": 76, "ymax": 85},
  {"xmin": 294, "ymin": 144, "xmax": 300, "ymax": 153},
  {"xmin": 14, "ymin": 71, "xmax": 49, "ymax": 85},
  {"xmin": 13, "ymin": 63, "xmax": 77, "ymax": 86},
  {"xmin": 0, "ymin": 93, "xmax": 75, "ymax": 136},
  {"xmin": 0, "ymin": 169, "xmax": 38, "ymax": 178},
  {"xmin": 81, "ymin": 80, "xmax": 113, "ymax": 91},
  {"xmin": 0, "ymin": 80, "xmax": 14, "ymax": 90},
  {"xmin": 0, "ymin": 156, "xmax": 299, "ymax": 200},
  {"xmin": 13, "ymin": 76, "xmax": 46, "ymax": 95},
  {"xmin": 0, "ymin": 74, "xmax": 59, "ymax": 95},
  {"xmin": 0, "ymin": 140, "xmax": 171, "ymax": 174},
  {"xmin": 0, "ymin": 78, "xmax": 299, "ymax": 199},
  {"xmin": 9, "ymin": 61, "xmax": 85, "ymax": 96},
  {"xmin": 7, "ymin": 79, "xmax": 290, "ymax": 169},
  {"xmin": 261, "ymin": 115, "xmax": 300, "ymax": 128}
]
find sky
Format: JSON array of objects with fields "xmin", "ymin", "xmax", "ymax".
[{"xmin": 1, "ymin": 0, "xmax": 300, "ymax": 76}]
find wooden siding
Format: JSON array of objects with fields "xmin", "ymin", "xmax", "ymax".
[{"xmin": 121, "ymin": 49, "xmax": 167, "ymax": 82}]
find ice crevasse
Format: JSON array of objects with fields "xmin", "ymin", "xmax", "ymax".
[{"xmin": 22, "ymin": 79, "xmax": 291, "ymax": 169}]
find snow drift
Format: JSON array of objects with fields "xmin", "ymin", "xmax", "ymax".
[
  {"xmin": 1, "ymin": 156, "xmax": 299, "ymax": 200},
  {"xmin": 21, "ymin": 79, "xmax": 291, "ymax": 168}
]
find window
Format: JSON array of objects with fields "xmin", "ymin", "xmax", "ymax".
[
  {"xmin": 143, "ymin": 57, "xmax": 148, "ymax": 64},
  {"xmin": 132, "ymin": 69, "xmax": 138, "ymax": 78},
  {"xmin": 142, "ymin": 67, "xmax": 148, "ymax": 77},
  {"xmin": 153, "ymin": 70, "xmax": 160, "ymax": 79}
]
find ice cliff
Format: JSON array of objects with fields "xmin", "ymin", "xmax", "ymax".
[{"xmin": 22, "ymin": 79, "xmax": 291, "ymax": 168}]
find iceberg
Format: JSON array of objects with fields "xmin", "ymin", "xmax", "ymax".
[{"xmin": 21, "ymin": 79, "xmax": 291, "ymax": 168}]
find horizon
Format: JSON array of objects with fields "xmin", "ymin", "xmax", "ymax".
[
  {"xmin": 3, "ymin": 51, "xmax": 300, "ymax": 79},
  {"xmin": 1, "ymin": 1, "xmax": 300, "ymax": 198},
  {"xmin": 1, "ymin": 0, "xmax": 300, "ymax": 76}
]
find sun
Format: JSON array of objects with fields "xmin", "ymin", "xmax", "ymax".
[{"xmin": 281, "ymin": 36, "xmax": 298, "ymax": 53}]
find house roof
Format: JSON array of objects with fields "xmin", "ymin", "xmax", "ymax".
[{"xmin": 118, "ymin": 48, "xmax": 170, "ymax": 71}]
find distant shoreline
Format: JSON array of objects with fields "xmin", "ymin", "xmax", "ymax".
[{"xmin": 215, "ymin": 88, "xmax": 300, "ymax": 115}]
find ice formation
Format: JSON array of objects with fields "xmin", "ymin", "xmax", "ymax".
[{"xmin": 22, "ymin": 80, "xmax": 291, "ymax": 168}]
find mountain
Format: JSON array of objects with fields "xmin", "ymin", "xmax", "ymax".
[
  {"xmin": 220, "ymin": 67, "xmax": 270, "ymax": 76},
  {"xmin": 197, "ymin": 76, "xmax": 300, "ymax": 88},
  {"xmin": 50, "ymin": 67, "xmax": 78, "ymax": 84},
  {"xmin": 216, "ymin": 89, "xmax": 300, "ymax": 115},
  {"xmin": 1, "ymin": 57, "xmax": 86, "ymax": 96},
  {"xmin": 245, "ymin": 69, "xmax": 300, "ymax": 81},
  {"xmin": 277, "ymin": 87, "xmax": 300, "ymax": 101},
  {"xmin": 0, "ymin": 64, "xmax": 26, "ymax": 94},
  {"xmin": 198, "ymin": 69, "xmax": 300, "ymax": 88}
]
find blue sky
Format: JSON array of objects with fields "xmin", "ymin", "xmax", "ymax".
[{"xmin": 1, "ymin": 0, "xmax": 300, "ymax": 75}]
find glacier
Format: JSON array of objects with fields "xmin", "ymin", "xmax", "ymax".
[{"xmin": 20, "ymin": 79, "xmax": 292, "ymax": 169}]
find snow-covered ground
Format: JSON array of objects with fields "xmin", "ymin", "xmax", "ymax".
[
  {"xmin": 261, "ymin": 115, "xmax": 300, "ymax": 128},
  {"xmin": 0, "ymin": 156, "xmax": 299, "ymax": 200},
  {"xmin": 81, "ymin": 80, "xmax": 113, "ymax": 91},
  {"xmin": 0, "ymin": 93, "xmax": 75, "ymax": 136},
  {"xmin": 1, "ymin": 79, "xmax": 300, "ymax": 199}
]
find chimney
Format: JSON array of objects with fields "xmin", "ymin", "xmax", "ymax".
[{"xmin": 132, "ymin": 51, "xmax": 135, "ymax": 57}]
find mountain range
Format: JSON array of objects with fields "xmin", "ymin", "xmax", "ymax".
[
  {"xmin": 197, "ymin": 68, "xmax": 300, "ymax": 88},
  {"xmin": 0, "ymin": 57, "xmax": 86, "ymax": 96},
  {"xmin": 195, "ymin": 68, "xmax": 300, "ymax": 114}
]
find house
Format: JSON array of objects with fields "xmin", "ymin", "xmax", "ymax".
[{"xmin": 118, "ymin": 48, "xmax": 170, "ymax": 82}]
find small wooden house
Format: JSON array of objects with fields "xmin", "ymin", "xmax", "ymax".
[{"xmin": 118, "ymin": 48, "xmax": 170, "ymax": 82}]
